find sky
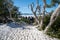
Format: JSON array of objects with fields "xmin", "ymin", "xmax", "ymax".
[{"xmin": 12, "ymin": 0, "xmax": 57, "ymax": 14}]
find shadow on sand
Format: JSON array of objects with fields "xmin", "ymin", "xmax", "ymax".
[{"xmin": 6, "ymin": 22, "xmax": 31, "ymax": 30}]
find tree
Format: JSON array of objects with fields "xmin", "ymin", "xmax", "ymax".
[
  {"xmin": 29, "ymin": 0, "xmax": 40, "ymax": 24},
  {"xmin": 0, "ymin": 0, "xmax": 10, "ymax": 23},
  {"xmin": 39, "ymin": 0, "xmax": 46, "ymax": 30},
  {"xmin": 29, "ymin": 0, "xmax": 60, "ymax": 33},
  {"xmin": 12, "ymin": 6, "xmax": 20, "ymax": 21},
  {"xmin": 4, "ymin": 0, "xmax": 14, "ymax": 21},
  {"xmin": 44, "ymin": 0, "xmax": 60, "ymax": 32},
  {"xmin": 29, "ymin": 0, "xmax": 46, "ymax": 30},
  {"xmin": 0, "ymin": 0, "xmax": 20, "ymax": 23}
]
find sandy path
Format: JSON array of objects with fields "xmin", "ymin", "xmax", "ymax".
[{"xmin": 0, "ymin": 22, "xmax": 59, "ymax": 40}]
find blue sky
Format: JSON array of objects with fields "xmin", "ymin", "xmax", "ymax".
[{"xmin": 12, "ymin": 0, "xmax": 57, "ymax": 14}]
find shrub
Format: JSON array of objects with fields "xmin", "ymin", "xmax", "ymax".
[
  {"xmin": 38, "ymin": 15, "xmax": 60, "ymax": 38},
  {"xmin": 20, "ymin": 17, "xmax": 35, "ymax": 24},
  {"xmin": 46, "ymin": 16, "xmax": 60, "ymax": 39}
]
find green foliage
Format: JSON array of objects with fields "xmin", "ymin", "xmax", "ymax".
[
  {"xmin": 46, "ymin": 0, "xmax": 60, "ymax": 8},
  {"xmin": 47, "ymin": 16, "xmax": 60, "ymax": 39},
  {"xmin": 20, "ymin": 17, "xmax": 34, "ymax": 24},
  {"xmin": 15, "ymin": 18, "xmax": 20, "ymax": 22},
  {"xmin": 43, "ymin": 15, "xmax": 50, "ymax": 30},
  {"xmin": 37, "ymin": 15, "xmax": 50, "ymax": 30},
  {"xmin": 0, "ymin": 0, "xmax": 20, "ymax": 23},
  {"xmin": 43, "ymin": 15, "xmax": 50, "ymax": 26},
  {"xmin": 20, "ymin": 18, "xmax": 30, "ymax": 24},
  {"xmin": 38, "ymin": 14, "xmax": 60, "ymax": 38}
]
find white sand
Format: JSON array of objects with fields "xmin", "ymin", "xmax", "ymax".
[{"xmin": 0, "ymin": 22, "xmax": 59, "ymax": 40}]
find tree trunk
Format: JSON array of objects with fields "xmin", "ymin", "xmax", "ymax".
[
  {"xmin": 44, "ymin": 4, "xmax": 60, "ymax": 33},
  {"xmin": 8, "ymin": 8, "xmax": 14, "ymax": 22},
  {"xmin": 33, "ymin": 12, "xmax": 40, "ymax": 24},
  {"xmin": 39, "ymin": 0, "xmax": 46, "ymax": 30}
]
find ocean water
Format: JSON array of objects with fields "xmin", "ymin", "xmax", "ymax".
[
  {"xmin": 21, "ymin": 15, "xmax": 40, "ymax": 17},
  {"xmin": 21, "ymin": 15, "xmax": 35, "ymax": 17}
]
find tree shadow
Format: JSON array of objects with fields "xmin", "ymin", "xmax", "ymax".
[
  {"xmin": 7, "ymin": 22, "xmax": 26, "ymax": 29},
  {"xmin": 0, "ymin": 22, "xmax": 32, "ymax": 30}
]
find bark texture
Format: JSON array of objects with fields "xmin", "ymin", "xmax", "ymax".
[
  {"xmin": 44, "ymin": 4, "xmax": 60, "ymax": 33},
  {"xmin": 39, "ymin": 0, "xmax": 46, "ymax": 30},
  {"xmin": 29, "ymin": 0, "xmax": 40, "ymax": 24}
]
